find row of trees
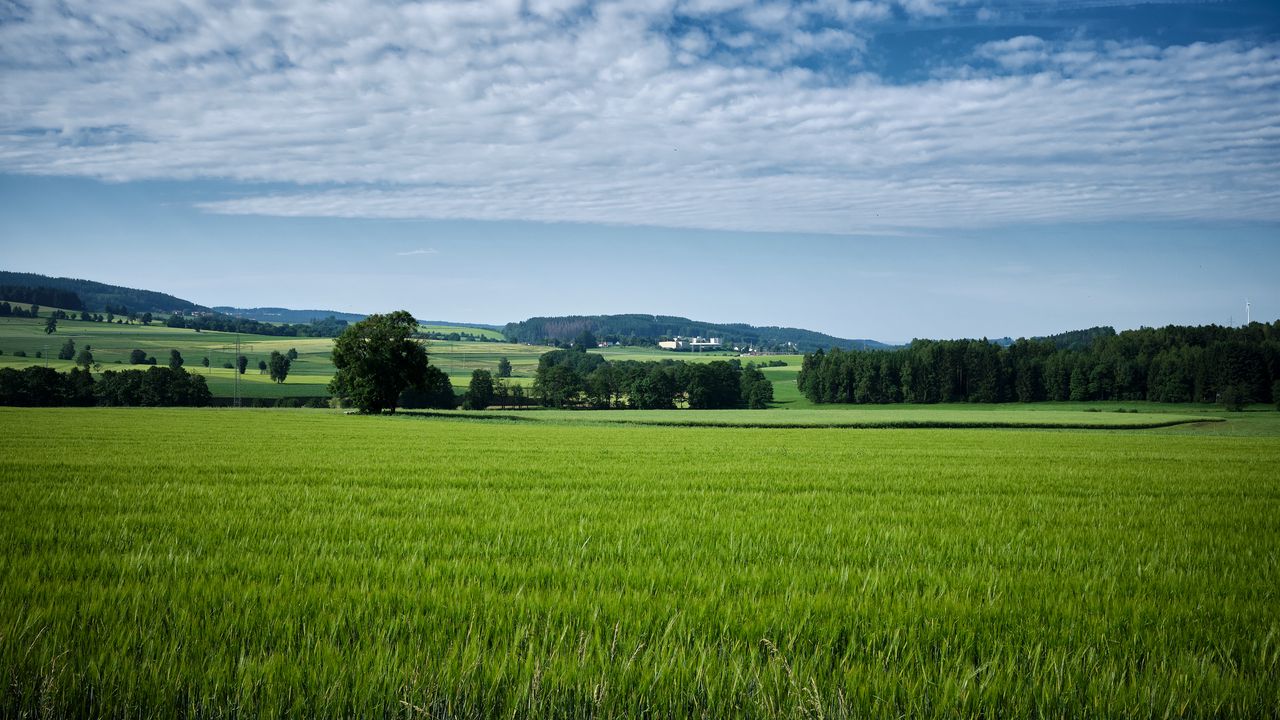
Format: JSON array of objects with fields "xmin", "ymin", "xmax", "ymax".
[
  {"xmin": 0, "ymin": 365, "xmax": 212, "ymax": 407},
  {"xmin": 164, "ymin": 312, "xmax": 348, "ymax": 338},
  {"xmin": 0, "ymin": 302, "xmax": 41, "ymax": 319},
  {"xmin": 532, "ymin": 347, "xmax": 773, "ymax": 409},
  {"xmin": 797, "ymin": 322, "xmax": 1280, "ymax": 406}
]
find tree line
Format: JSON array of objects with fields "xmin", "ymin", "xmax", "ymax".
[
  {"xmin": 164, "ymin": 312, "xmax": 350, "ymax": 338},
  {"xmin": 0, "ymin": 365, "xmax": 212, "ymax": 407},
  {"xmin": 797, "ymin": 322, "xmax": 1280, "ymax": 408},
  {"xmin": 532, "ymin": 346, "xmax": 774, "ymax": 409},
  {"xmin": 503, "ymin": 314, "xmax": 872, "ymax": 352},
  {"xmin": 0, "ymin": 285, "xmax": 84, "ymax": 311}
]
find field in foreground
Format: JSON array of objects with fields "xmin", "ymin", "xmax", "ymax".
[{"xmin": 1, "ymin": 408, "xmax": 1277, "ymax": 718}]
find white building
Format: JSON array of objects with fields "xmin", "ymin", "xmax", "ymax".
[{"xmin": 658, "ymin": 336, "xmax": 723, "ymax": 351}]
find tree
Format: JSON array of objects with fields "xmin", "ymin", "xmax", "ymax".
[
  {"xmin": 141, "ymin": 312, "xmax": 152, "ymax": 326},
  {"xmin": 257, "ymin": 359, "xmax": 267, "ymax": 374},
  {"xmin": 169, "ymin": 349, "xmax": 184, "ymax": 371},
  {"xmin": 44, "ymin": 317, "xmax": 57, "ymax": 334},
  {"xmin": 201, "ymin": 357, "xmax": 210, "ymax": 369},
  {"xmin": 129, "ymin": 349, "xmax": 148, "ymax": 365},
  {"xmin": 237, "ymin": 355, "xmax": 248, "ymax": 375},
  {"xmin": 328, "ymin": 310, "xmax": 430, "ymax": 414},
  {"xmin": 75, "ymin": 348, "xmax": 94, "ymax": 370},
  {"xmin": 497, "ymin": 356, "xmax": 512, "ymax": 378},
  {"xmin": 58, "ymin": 338, "xmax": 76, "ymax": 360},
  {"xmin": 268, "ymin": 350, "xmax": 291, "ymax": 384},
  {"xmin": 286, "ymin": 347, "xmax": 299, "ymax": 361},
  {"xmin": 573, "ymin": 330, "xmax": 598, "ymax": 350},
  {"xmin": 398, "ymin": 365, "xmax": 456, "ymax": 409},
  {"xmin": 464, "ymin": 369, "xmax": 495, "ymax": 410}
]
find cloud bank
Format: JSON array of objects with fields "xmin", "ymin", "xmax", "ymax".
[{"xmin": 1, "ymin": 1, "xmax": 1277, "ymax": 234}]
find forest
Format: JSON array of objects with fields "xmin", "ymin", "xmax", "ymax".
[
  {"xmin": 797, "ymin": 322, "xmax": 1280, "ymax": 407},
  {"xmin": 503, "ymin": 314, "xmax": 885, "ymax": 352}
]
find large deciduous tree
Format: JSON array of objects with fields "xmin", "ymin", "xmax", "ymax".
[
  {"xmin": 328, "ymin": 310, "xmax": 430, "ymax": 413},
  {"xmin": 268, "ymin": 350, "xmax": 291, "ymax": 384}
]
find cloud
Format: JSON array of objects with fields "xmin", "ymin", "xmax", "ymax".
[
  {"xmin": 0, "ymin": 2, "xmax": 1277, "ymax": 235},
  {"xmin": 395, "ymin": 248, "xmax": 439, "ymax": 256}
]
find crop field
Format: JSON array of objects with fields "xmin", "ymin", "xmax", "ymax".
[
  {"xmin": 2, "ymin": 407, "xmax": 1277, "ymax": 718},
  {"xmin": 412, "ymin": 405, "xmax": 1217, "ymax": 429},
  {"xmin": 0, "ymin": 314, "xmax": 556, "ymax": 397},
  {"xmin": 1, "ymin": 313, "xmax": 804, "ymax": 398}
]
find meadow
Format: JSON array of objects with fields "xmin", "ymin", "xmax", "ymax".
[
  {"xmin": 1, "ymin": 407, "xmax": 1277, "ymax": 718},
  {"xmin": 0, "ymin": 312, "xmax": 800, "ymax": 399}
]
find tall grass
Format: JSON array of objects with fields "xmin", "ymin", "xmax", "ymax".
[{"xmin": 1, "ymin": 408, "xmax": 1276, "ymax": 718}]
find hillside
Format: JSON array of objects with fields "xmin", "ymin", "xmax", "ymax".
[
  {"xmin": 503, "ymin": 314, "xmax": 891, "ymax": 352},
  {"xmin": 0, "ymin": 271, "xmax": 205, "ymax": 314},
  {"xmin": 212, "ymin": 306, "xmax": 368, "ymax": 324}
]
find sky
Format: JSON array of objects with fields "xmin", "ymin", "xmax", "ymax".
[{"xmin": 0, "ymin": 0, "xmax": 1277, "ymax": 343}]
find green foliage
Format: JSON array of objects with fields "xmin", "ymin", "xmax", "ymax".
[
  {"xmin": 799, "ymin": 322, "xmax": 1280, "ymax": 406},
  {"xmin": 75, "ymin": 348, "xmax": 94, "ymax": 370},
  {"xmin": 43, "ymin": 317, "xmax": 57, "ymax": 334},
  {"xmin": 168, "ymin": 349, "xmax": 184, "ymax": 371},
  {"xmin": 328, "ymin": 310, "xmax": 431, "ymax": 414},
  {"xmin": 95, "ymin": 367, "xmax": 213, "ymax": 407},
  {"xmin": 497, "ymin": 356, "xmax": 512, "ymax": 378},
  {"xmin": 268, "ymin": 351, "xmax": 291, "ymax": 384},
  {"xmin": 57, "ymin": 338, "xmax": 76, "ymax": 360},
  {"xmin": 237, "ymin": 355, "xmax": 248, "ymax": 375},
  {"xmin": 462, "ymin": 369, "xmax": 495, "ymax": 410},
  {"xmin": 398, "ymin": 366, "xmax": 457, "ymax": 409},
  {"xmin": 0, "ymin": 409, "xmax": 1276, "ymax": 717}
]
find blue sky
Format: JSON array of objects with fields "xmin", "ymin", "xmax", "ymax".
[{"xmin": 1, "ymin": 0, "xmax": 1277, "ymax": 342}]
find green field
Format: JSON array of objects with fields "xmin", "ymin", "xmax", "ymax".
[
  {"xmin": 2, "ymin": 407, "xmax": 1277, "ymax": 718},
  {"xmin": 0, "ymin": 313, "xmax": 807, "ymax": 399}
]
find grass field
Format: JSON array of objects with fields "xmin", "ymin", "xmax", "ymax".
[
  {"xmin": 0, "ymin": 312, "xmax": 805, "ymax": 398},
  {"xmin": 2, "ymin": 407, "xmax": 1277, "ymax": 718}
]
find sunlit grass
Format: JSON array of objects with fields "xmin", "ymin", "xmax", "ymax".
[{"xmin": 1, "ymin": 408, "xmax": 1276, "ymax": 717}]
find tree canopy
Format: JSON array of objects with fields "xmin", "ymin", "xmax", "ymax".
[{"xmin": 328, "ymin": 310, "xmax": 431, "ymax": 413}]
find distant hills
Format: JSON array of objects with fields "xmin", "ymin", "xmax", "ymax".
[
  {"xmin": 3, "ymin": 271, "xmax": 891, "ymax": 349},
  {"xmin": 212, "ymin": 306, "xmax": 367, "ymax": 324},
  {"xmin": 503, "ymin": 314, "xmax": 892, "ymax": 352},
  {"xmin": 0, "ymin": 270, "xmax": 205, "ymax": 314}
]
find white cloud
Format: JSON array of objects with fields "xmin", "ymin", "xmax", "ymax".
[
  {"xmin": 0, "ymin": 2, "xmax": 1277, "ymax": 234},
  {"xmin": 395, "ymin": 248, "xmax": 439, "ymax": 256}
]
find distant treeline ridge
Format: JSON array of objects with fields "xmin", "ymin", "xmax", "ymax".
[{"xmin": 798, "ymin": 322, "xmax": 1280, "ymax": 406}]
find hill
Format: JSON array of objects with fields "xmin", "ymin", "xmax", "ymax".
[
  {"xmin": 212, "ymin": 306, "xmax": 368, "ymax": 324},
  {"xmin": 0, "ymin": 271, "xmax": 205, "ymax": 315},
  {"xmin": 503, "ymin": 314, "xmax": 890, "ymax": 352}
]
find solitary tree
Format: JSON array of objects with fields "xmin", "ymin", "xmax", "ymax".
[
  {"xmin": 286, "ymin": 348, "xmax": 299, "ymax": 361},
  {"xmin": 268, "ymin": 351, "xmax": 291, "ymax": 384},
  {"xmin": 141, "ymin": 312, "xmax": 152, "ymax": 326},
  {"xmin": 201, "ymin": 356, "xmax": 210, "ymax": 369},
  {"xmin": 237, "ymin": 355, "xmax": 248, "ymax": 375},
  {"xmin": 44, "ymin": 317, "xmax": 57, "ymax": 334},
  {"xmin": 129, "ymin": 349, "xmax": 148, "ymax": 365},
  {"xmin": 328, "ymin": 310, "xmax": 430, "ymax": 413},
  {"xmin": 464, "ymin": 369, "xmax": 495, "ymax": 410},
  {"xmin": 257, "ymin": 359, "xmax": 267, "ymax": 374},
  {"xmin": 497, "ymin": 356, "xmax": 512, "ymax": 378},
  {"xmin": 58, "ymin": 338, "xmax": 76, "ymax": 360},
  {"xmin": 169, "ymin": 349, "xmax": 184, "ymax": 371},
  {"xmin": 75, "ymin": 348, "xmax": 94, "ymax": 370}
]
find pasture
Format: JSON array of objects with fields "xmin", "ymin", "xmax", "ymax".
[{"xmin": 1, "ymin": 407, "xmax": 1276, "ymax": 718}]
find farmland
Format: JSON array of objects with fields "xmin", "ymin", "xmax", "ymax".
[
  {"xmin": 2, "ymin": 407, "xmax": 1277, "ymax": 718},
  {"xmin": 0, "ymin": 312, "xmax": 802, "ymax": 399}
]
